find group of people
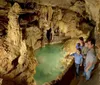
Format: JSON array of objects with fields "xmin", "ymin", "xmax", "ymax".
[{"xmin": 71, "ymin": 37, "xmax": 97, "ymax": 81}]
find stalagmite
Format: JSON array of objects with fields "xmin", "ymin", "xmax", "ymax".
[
  {"xmin": 47, "ymin": 6, "xmax": 53, "ymax": 21},
  {"xmin": 0, "ymin": 3, "xmax": 37, "ymax": 85},
  {"xmin": 7, "ymin": 3, "xmax": 22, "ymax": 61},
  {"xmin": 58, "ymin": 21, "xmax": 68, "ymax": 35}
]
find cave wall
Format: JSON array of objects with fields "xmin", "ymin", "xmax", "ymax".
[
  {"xmin": 14, "ymin": 0, "xmax": 77, "ymax": 9},
  {"xmin": 13, "ymin": 0, "xmax": 94, "ymax": 51},
  {"xmin": 84, "ymin": 0, "xmax": 100, "ymax": 59},
  {"xmin": 0, "ymin": 2, "xmax": 37, "ymax": 85}
]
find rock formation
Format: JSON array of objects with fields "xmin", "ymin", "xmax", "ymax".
[
  {"xmin": 84, "ymin": 0, "xmax": 100, "ymax": 59},
  {"xmin": 0, "ymin": 2, "xmax": 37, "ymax": 85}
]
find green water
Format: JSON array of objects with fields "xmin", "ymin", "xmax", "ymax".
[{"xmin": 34, "ymin": 43, "xmax": 66, "ymax": 85}]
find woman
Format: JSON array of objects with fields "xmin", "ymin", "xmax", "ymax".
[{"xmin": 76, "ymin": 37, "xmax": 84, "ymax": 50}]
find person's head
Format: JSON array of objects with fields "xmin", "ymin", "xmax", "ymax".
[
  {"xmin": 84, "ymin": 41, "xmax": 88, "ymax": 47},
  {"xmin": 76, "ymin": 48, "xmax": 81, "ymax": 55},
  {"xmin": 77, "ymin": 43, "xmax": 80, "ymax": 47},
  {"xmin": 79, "ymin": 37, "xmax": 84, "ymax": 45},
  {"xmin": 87, "ymin": 38, "xmax": 95, "ymax": 49}
]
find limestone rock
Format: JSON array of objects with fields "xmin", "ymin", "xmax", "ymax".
[
  {"xmin": 70, "ymin": 1, "xmax": 85, "ymax": 15},
  {"xmin": 25, "ymin": 26, "xmax": 42, "ymax": 49},
  {"xmin": 15, "ymin": 0, "xmax": 77, "ymax": 9},
  {"xmin": 39, "ymin": 6, "xmax": 50, "ymax": 30},
  {"xmin": 0, "ymin": 0, "xmax": 7, "ymax": 8},
  {"xmin": 52, "ymin": 8, "xmax": 63, "ymax": 21},
  {"xmin": 57, "ymin": 21, "xmax": 68, "ymax": 34},
  {"xmin": 34, "ymin": 40, "xmax": 42, "ymax": 50},
  {"xmin": 0, "ymin": 78, "xmax": 3, "ymax": 85},
  {"xmin": 95, "ymin": 33, "xmax": 100, "ymax": 60},
  {"xmin": 63, "ymin": 39, "xmax": 78, "ymax": 55},
  {"xmin": 84, "ymin": 0, "xmax": 100, "ymax": 60},
  {"xmin": 18, "ymin": 40, "xmax": 27, "ymax": 65},
  {"xmin": 85, "ymin": 0, "xmax": 100, "ymax": 31},
  {"xmin": 0, "ymin": 45, "xmax": 13, "ymax": 75},
  {"xmin": 47, "ymin": 6, "xmax": 53, "ymax": 21},
  {"xmin": 0, "ymin": 3, "xmax": 37, "ymax": 85},
  {"xmin": 7, "ymin": 3, "xmax": 22, "ymax": 62},
  {"xmin": 0, "ymin": 15, "xmax": 8, "ymax": 36}
]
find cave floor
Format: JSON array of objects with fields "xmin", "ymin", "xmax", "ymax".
[{"xmin": 70, "ymin": 63, "xmax": 100, "ymax": 85}]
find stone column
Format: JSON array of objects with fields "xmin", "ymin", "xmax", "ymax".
[{"xmin": 5, "ymin": 3, "xmax": 37, "ymax": 85}]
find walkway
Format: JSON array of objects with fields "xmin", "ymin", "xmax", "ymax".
[{"xmin": 70, "ymin": 62, "xmax": 100, "ymax": 85}]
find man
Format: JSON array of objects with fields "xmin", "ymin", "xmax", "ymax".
[
  {"xmin": 84, "ymin": 39, "xmax": 97, "ymax": 81},
  {"xmin": 82, "ymin": 41, "xmax": 89, "ymax": 66},
  {"xmin": 82, "ymin": 41, "xmax": 89, "ymax": 57}
]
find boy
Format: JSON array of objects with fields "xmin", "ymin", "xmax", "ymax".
[{"xmin": 71, "ymin": 48, "xmax": 83, "ymax": 78}]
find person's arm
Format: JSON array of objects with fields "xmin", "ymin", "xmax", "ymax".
[
  {"xmin": 70, "ymin": 53, "xmax": 75, "ymax": 57},
  {"xmin": 85, "ymin": 62, "xmax": 93, "ymax": 72}
]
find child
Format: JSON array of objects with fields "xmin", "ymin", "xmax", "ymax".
[
  {"xmin": 71, "ymin": 48, "xmax": 83, "ymax": 78},
  {"xmin": 76, "ymin": 43, "xmax": 80, "ymax": 49},
  {"xmin": 76, "ymin": 37, "xmax": 84, "ymax": 50}
]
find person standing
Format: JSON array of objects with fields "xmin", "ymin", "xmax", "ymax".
[
  {"xmin": 84, "ymin": 39, "xmax": 97, "ymax": 81},
  {"xmin": 71, "ymin": 48, "xmax": 83, "ymax": 78},
  {"xmin": 82, "ymin": 41, "xmax": 89, "ymax": 57},
  {"xmin": 76, "ymin": 37, "xmax": 84, "ymax": 50},
  {"xmin": 82, "ymin": 41, "xmax": 89, "ymax": 65}
]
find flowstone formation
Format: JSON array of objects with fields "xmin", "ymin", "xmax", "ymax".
[
  {"xmin": 17, "ymin": 0, "xmax": 93, "ymax": 49},
  {"xmin": 84, "ymin": 0, "xmax": 100, "ymax": 60},
  {"xmin": 0, "ymin": 3, "xmax": 37, "ymax": 85}
]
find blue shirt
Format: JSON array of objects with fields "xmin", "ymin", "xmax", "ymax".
[{"xmin": 71, "ymin": 53, "xmax": 83, "ymax": 64}]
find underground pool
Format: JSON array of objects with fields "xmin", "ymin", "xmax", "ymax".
[{"xmin": 34, "ymin": 43, "xmax": 67, "ymax": 85}]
